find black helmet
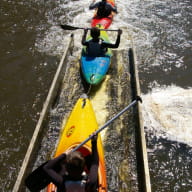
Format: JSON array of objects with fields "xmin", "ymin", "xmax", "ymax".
[{"xmin": 91, "ymin": 27, "xmax": 100, "ymax": 38}]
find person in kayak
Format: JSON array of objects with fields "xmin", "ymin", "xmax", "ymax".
[
  {"xmin": 81, "ymin": 27, "xmax": 122, "ymax": 57},
  {"xmin": 89, "ymin": 0, "xmax": 117, "ymax": 18},
  {"xmin": 43, "ymin": 135, "xmax": 98, "ymax": 192}
]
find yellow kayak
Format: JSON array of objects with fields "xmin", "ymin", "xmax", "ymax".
[{"xmin": 47, "ymin": 94, "xmax": 107, "ymax": 192}]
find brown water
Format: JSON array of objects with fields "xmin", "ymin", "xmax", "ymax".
[{"xmin": 0, "ymin": 0, "xmax": 192, "ymax": 191}]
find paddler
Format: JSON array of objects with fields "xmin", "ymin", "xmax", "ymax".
[
  {"xmin": 89, "ymin": 0, "xmax": 117, "ymax": 18},
  {"xmin": 81, "ymin": 27, "xmax": 122, "ymax": 57},
  {"xmin": 43, "ymin": 135, "xmax": 99, "ymax": 192}
]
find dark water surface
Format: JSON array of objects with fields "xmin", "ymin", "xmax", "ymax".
[
  {"xmin": 0, "ymin": 1, "xmax": 59, "ymax": 190},
  {"xmin": 0, "ymin": 0, "xmax": 192, "ymax": 191},
  {"xmin": 130, "ymin": 1, "xmax": 192, "ymax": 191}
]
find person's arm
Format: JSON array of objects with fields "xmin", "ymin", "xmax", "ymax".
[
  {"xmin": 106, "ymin": 3, "xmax": 117, "ymax": 13},
  {"xmin": 86, "ymin": 135, "xmax": 99, "ymax": 190},
  {"xmin": 43, "ymin": 153, "xmax": 66, "ymax": 186},
  {"xmin": 102, "ymin": 29, "xmax": 122, "ymax": 48},
  {"xmin": 89, "ymin": 1, "xmax": 100, "ymax": 10},
  {"xmin": 82, "ymin": 29, "xmax": 89, "ymax": 46},
  {"xmin": 90, "ymin": 134, "xmax": 98, "ymax": 165}
]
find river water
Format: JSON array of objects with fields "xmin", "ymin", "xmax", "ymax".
[{"xmin": 0, "ymin": 0, "xmax": 191, "ymax": 191}]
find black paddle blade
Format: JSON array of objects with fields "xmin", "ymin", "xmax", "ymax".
[
  {"xmin": 60, "ymin": 24, "xmax": 79, "ymax": 30},
  {"xmin": 25, "ymin": 162, "xmax": 51, "ymax": 192}
]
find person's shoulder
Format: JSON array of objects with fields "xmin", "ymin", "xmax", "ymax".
[{"xmin": 106, "ymin": 2, "xmax": 113, "ymax": 6}]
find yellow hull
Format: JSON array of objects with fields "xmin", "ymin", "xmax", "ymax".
[{"xmin": 47, "ymin": 95, "xmax": 107, "ymax": 192}]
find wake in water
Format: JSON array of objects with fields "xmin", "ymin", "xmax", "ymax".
[{"xmin": 142, "ymin": 85, "xmax": 192, "ymax": 147}]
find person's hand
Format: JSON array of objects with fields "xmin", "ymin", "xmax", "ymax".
[
  {"xmin": 60, "ymin": 153, "xmax": 67, "ymax": 159},
  {"xmin": 84, "ymin": 28, "xmax": 88, "ymax": 34},
  {"xmin": 118, "ymin": 29, "xmax": 122, "ymax": 35}
]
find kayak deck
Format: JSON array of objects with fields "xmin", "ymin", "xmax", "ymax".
[{"xmin": 81, "ymin": 56, "xmax": 111, "ymax": 85}]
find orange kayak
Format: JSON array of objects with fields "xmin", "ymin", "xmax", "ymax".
[{"xmin": 47, "ymin": 94, "xmax": 107, "ymax": 192}]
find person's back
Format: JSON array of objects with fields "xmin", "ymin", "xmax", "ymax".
[
  {"xmin": 82, "ymin": 27, "xmax": 105, "ymax": 57},
  {"xmin": 85, "ymin": 39, "xmax": 105, "ymax": 57},
  {"xmin": 89, "ymin": 0, "xmax": 117, "ymax": 18},
  {"xmin": 97, "ymin": 1, "xmax": 111, "ymax": 17},
  {"xmin": 81, "ymin": 27, "xmax": 122, "ymax": 57}
]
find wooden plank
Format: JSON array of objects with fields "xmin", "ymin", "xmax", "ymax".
[{"xmin": 129, "ymin": 47, "xmax": 152, "ymax": 192}]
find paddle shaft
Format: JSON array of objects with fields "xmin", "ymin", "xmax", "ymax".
[
  {"xmin": 72, "ymin": 97, "xmax": 141, "ymax": 152},
  {"xmin": 77, "ymin": 27, "xmax": 118, "ymax": 31},
  {"xmin": 60, "ymin": 24, "xmax": 119, "ymax": 32}
]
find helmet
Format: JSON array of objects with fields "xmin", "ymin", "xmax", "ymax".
[{"xmin": 91, "ymin": 27, "xmax": 100, "ymax": 39}]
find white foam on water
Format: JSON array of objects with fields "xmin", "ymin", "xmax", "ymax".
[
  {"xmin": 91, "ymin": 76, "xmax": 111, "ymax": 139},
  {"xmin": 142, "ymin": 85, "xmax": 192, "ymax": 146}
]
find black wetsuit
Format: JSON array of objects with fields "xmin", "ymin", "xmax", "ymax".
[
  {"xmin": 43, "ymin": 142, "xmax": 98, "ymax": 192},
  {"xmin": 81, "ymin": 32, "xmax": 121, "ymax": 57},
  {"xmin": 89, "ymin": 1, "xmax": 117, "ymax": 18}
]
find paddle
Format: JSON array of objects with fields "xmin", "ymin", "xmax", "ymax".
[
  {"xmin": 25, "ymin": 96, "xmax": 141, "ymax": 191},
  {"xmin": 60, "ymin": 24, "xmax": 119, "ymax": 31}
]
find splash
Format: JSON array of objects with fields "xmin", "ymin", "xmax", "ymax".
[
  {"xmin": 90, "ymin": 76, "xmax": 110, "ymax": 139},
  {"xmin": 142, "ymin": 85, "xmax": 192, "ymax": 146}
]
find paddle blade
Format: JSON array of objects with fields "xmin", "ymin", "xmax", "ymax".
[
  {"xmin": 25, "ymin": 162, "xmax": 51, "ymax": 191},
  {"xmin": 60, "ymin": 25, "xmax": 80, "ymax": 30}
]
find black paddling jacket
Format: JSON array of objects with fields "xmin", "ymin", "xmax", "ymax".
[
  {"xmin": 82, "ymin": 36, "xmax": 121, "ymax": 57},
  {"xmin": 84, "ymin": 39, "xmax": 106, "ymax": 57}
]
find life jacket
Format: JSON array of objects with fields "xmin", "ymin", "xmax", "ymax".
[
  {"xmin": 86, "ymin": 39, "xmax": 106, "ymax": 57},
  {"xmin": 64, "ymin": 172, "xmax": 87, "ymax": 192},
  {"xmin": 65, "ymin": 180, "xmax": 86, "ymax": 192}
]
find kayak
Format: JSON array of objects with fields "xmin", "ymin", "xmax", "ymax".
[
  {"xmin": 91, "ymin": 0, "xmax": 115, "ymax": 29},
  {"xmin": 47, "ymin": 94, "xmax": 107, "ymax": 192},
  {"xmin": 81, "ymin": 25, "xmax": 112, "ymax": 85}
]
